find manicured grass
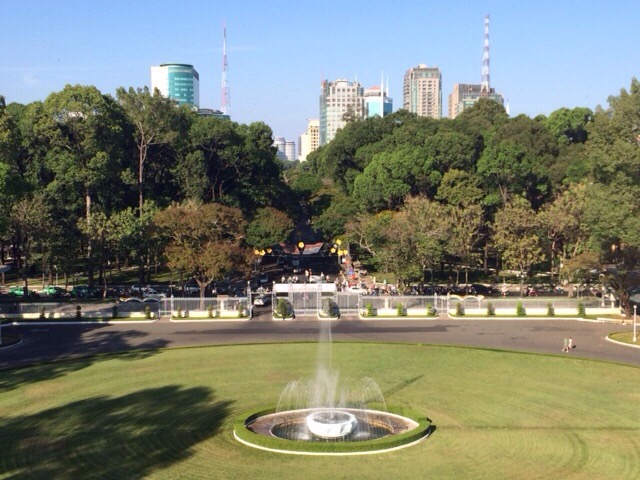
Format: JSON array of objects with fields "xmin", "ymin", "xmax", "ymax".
[
  {"xmin": 1, "ymin": 343, "xmax": 639, "ymax": 479},
  {"xmin": 609, "ymin": 331, "xmax": 640, "ymax": 345}
]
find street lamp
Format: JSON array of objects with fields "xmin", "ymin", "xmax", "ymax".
[
  {"xmin": 633, "ymin": 305, "xmax": 637, "ymax": 343},
  {"xmin": 297, "ymin": 241, "xmax": 305, "ymax": 255}
]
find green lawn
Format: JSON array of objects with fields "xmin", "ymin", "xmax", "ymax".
[{"xmin": 1, "ymin": 343, "xmax": 639, "ymax": 479}]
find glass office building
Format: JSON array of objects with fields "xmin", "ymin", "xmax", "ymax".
[{"xmin": 150, "ymin": 64, "xmax": 200, "ymax": 108}]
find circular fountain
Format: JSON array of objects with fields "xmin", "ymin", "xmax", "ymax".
[{"xmin": 234, "ymin": 322, "xmax": 431, "ymax": 454}]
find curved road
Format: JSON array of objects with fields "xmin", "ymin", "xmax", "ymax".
[{"xmin": 1, "ymin": 313, "xmax": 639, "ymax": 369}]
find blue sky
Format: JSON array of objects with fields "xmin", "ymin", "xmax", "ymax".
[{"xmin": 1, "ymin": 0, "xmax": 638, "ymax": 142}]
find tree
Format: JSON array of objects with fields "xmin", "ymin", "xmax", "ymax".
[
  {"xmin": 445, "ymin": 203, "xmax": 484, "ymax": 287},
  {"xmin": 246, "ymin": 207, "xmax": 294, "ymax": 249},
  {"xmin": 154, "ymin": 202, "xmax": 249, "ymax": 306},
  {"xmin": 116, "ymin": 87, "xmax": 181, "ymax": 215},
  {"xmin": 538, "ymin": 183, "xmax": 589, "ymax": 283},
  {"xmin": 493, "ymin": 196, "xmax": 546, "ymax": 294},
  {"xmin": 41, "ymin": 85, "xmax": 129, "ymax": 286},
  {"xmin": 477, "ymin": 115, "xmax": 558, "ymax": 207}
]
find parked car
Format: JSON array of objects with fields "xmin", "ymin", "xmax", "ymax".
[
  {"xmin": 8, "ymin": 285, "xmax": 38, "ymax": 297},
  {"xmin": 253, "ymin": 294, "xmax": 271, "ymax": 306},
  {"xmin": 41, "ymin": 285, "xmax": 70, "ymax": 298},
  {"xmin": 70, "ymin": 285, "xmax": 99, "ymax": 298}
]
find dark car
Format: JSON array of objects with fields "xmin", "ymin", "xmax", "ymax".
[
  {"xmin": 41, "ymin": 285, "xmax": 70, "ymax": 298},
  {"xmin": 70, "ymin": 285, "xmax": 99, "ymax": 298}
]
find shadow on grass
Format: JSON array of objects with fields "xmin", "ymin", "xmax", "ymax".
[
  {"xmin": 0, "ymin": 327, "xmax": 170, "ymax": 392},
  {"xmin": 0, "ymin": 385, "xmax": 231, "ymax": 479}
]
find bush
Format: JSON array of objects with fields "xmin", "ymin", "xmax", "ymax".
[
  {"xmin": 321, "ymin": 298, "xmax": 340, "ymax": 318},
  {"xmin": 516, "ymin": 302, "xmax": 526, "ymax": 317},
  {"xmin": 75, "ymin": 305, "xmax": 82, "ymax": 319},
  {"xmin": 396, "ymin": 303, "xmax": 405, "ymax": 316},
  {"xmin": 365, "ymin": 303, "xmax": 375, "ymax": 317},
  {"xmin": 577, "ymin": 302, "xmax": 586, "ymax": 317},
  {"xmin": 39, "ymin": 306, "xmax": 46, "ymax": 320},
  {"xmin": 275, "ymin": 298, "xmax": 288, "ymax": 319},
  {"xmin": 112, "ymin": 305, "xmax": 118, "ymax": 318},
  {"xmin": 547, "ymin": 303, "xmax": 555, "ymax": 317},
  {"xmin": 237, "ymin": 302, "xmax": 246, "ymax": 318},
  {"xmin": 455, "ymin": 302, "xmax": 465, "ymax": 316},
  {"xmin": 207, "ymin": 304, "xmax": 214, "ymax": 318},
  {"xmin": 144, "ymin": 306, "xmax": 151, "ymax": 319},
  {"xmin": 487, "ymin": 302, "xmax": 495, "ymax": 316},
  {"xmin": 175, "ymin": 305, "xmax": 183, "ymax": 319},
  {"xmin": 426, "ymin": 303, "xmax": 436, "ymax": 316}
]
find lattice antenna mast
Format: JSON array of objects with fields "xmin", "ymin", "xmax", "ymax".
[
  {"xmin": 481, "ymin": 14, "xmax": 490, "ymax": 95},
  {"xmin": 221, "ymin": 21, "xmax": 230, "ymax": 114}
]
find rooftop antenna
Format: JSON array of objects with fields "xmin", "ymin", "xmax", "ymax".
[
  {"xmin": 481, "ymin": 14, "xmax": 490, "ymax": 95},
  {"xmin": 221, "ymin": 20, "xmax": 230, "ymax": 114}
]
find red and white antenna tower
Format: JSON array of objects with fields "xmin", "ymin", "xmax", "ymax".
[
  {"xmin": 221, "ymin": 21, "xmax": 230, "ymax": 114},
  {"xmin": 480, "ymin": 14, "xmax": 490, "ymax": 95}
]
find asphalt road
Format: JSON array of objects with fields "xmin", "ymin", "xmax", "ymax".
[{"xmin": 1, "ymin": 311, "xmax": 638, "ymax": 369}]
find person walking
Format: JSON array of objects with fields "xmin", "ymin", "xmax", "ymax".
[
  {"xmin": 568, "ymin": 337, "xmax": 573, "ymax": 351},
  {"xmin": 562, "ymin": 337, "xmax": 569, "ymax": 352}
]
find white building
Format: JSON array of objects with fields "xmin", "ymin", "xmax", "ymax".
[
  {"xmin": 319, "ymin": 79, "xmax": 365, "ymax": 146},
  {"xmin": 299, "ymin": 119, "xmax": 320, "ymax": 162}
]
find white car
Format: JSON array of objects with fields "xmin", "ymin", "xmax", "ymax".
[
  {"xmin": 143, "ymin": 292, "xmax": 166, "ymax": 301},
  {"xmin": 253, "ymin": 295, "xmax": 271, "ymax": 306}
]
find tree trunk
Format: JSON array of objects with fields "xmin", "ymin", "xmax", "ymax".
[
  {"xmin": 138, "ymin": 144, "xmax": 146, "ymax": 216},
  {"xmin": 85, "ymin": 189, "xmax": 94, "ymax": 287}
]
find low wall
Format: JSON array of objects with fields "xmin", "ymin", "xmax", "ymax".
[
  {"xmin": 0, "ymin": 312, "xmax": 156, "ymax": 320},
  {"xmin": 170, "ymin": 309, "xmax": 245, "ymax": 319},
  {"xmin": 449, "ymin": 307, "xmax": 619, "ymax": 317}
]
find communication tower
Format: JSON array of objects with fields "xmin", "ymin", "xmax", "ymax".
[
  {"xmin": 221, "ymin": 21, "xmax": 230, "ymax": 114},
  {"xmin": 480, "ymin": 14, "xmax": 490, "ymax": 95}
]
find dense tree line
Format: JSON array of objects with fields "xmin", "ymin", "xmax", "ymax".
[
  {"xmin": 290, "ymin": 79, "xmax": 640, "ymax": 314},
  {"xmin": 0, "ymin": 85, "xmax": 295, "ymax": 292}
]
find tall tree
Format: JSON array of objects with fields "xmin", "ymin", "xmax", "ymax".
[
  {"xmin": 116, "ymin": 86, "xmax": 181, "ymax": 215},
  {"xmin": 493, "ymin": 196, "xmax": 546, "ymax": 294},
  {"xmin": 41, "ymin": 85, "xmax": 129, "ymax": 285}
]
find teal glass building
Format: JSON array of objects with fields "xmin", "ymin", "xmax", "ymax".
[{"xmin": 150, "ymin": 64, "xmax": 200, "ymax": 108}]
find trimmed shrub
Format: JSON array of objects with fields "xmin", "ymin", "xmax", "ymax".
[
  {"xmin": 426, "ymin": 303, "xmax": 436, "ymax": 316},
  {"xmin": 365, "ymin": 303, "xmax": 375, "ymax": 317},
  {"xmin": 39, "ymin": 306, "xmax": 46, "ymax": 320},
  {"xmin": 396, "ymin": 302, "xmax": 405, "ymax": 316},
  {"xmin": 547, "ymin": 303, "xmax": 555, "ymax": 317},
  {"xmin": 175, "ymin": 305, "xmax": 182, "ymax": 319},
  {"xmin": 487, "ymin": 302, "xmax": 495, "ymax": 316},
  {"xmin": 75, "ymin": 305, "xmax": 82, "ymax": 319},
  {"xmin": 207, "ymin": 304, "xmax": 214, "ymax": 318},
  {"xmin": 275, "ymin": 298, "xmax": 288, "ymax": 319},
  {"xmin": 144, "ymin": 306, "xmax": 151, "ymax": 319},
  {"xmin": 577, "ymin": 302, "xmax": 586, "ymax": 317},
  {"xmin": 237, "ymin": 302, "xmax": 246, "ymax": 318},
  {"xmin": 112, "ymin": 305, "xmax": 118, "ymax": 318},
  {"xmin": 455, "ymin": 302, "xmax": 465, "ymax": 316},
  {"xmin": 516, "ymin": 302, "xmax": 526, "ymax": 317}
]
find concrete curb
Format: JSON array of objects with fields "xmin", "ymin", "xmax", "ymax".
[{"xmin": 605, "ymin": 335, "xmax": 640, "ymax": 349}]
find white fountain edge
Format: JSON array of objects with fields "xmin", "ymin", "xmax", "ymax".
[{"xmin": 235, "ymin": 408, "xmax": 429, "ymax": 456}]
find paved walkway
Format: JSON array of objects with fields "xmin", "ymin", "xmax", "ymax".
[{"xmin": 1, "ymin": 312, "xmax": 638, "ymax": 369}]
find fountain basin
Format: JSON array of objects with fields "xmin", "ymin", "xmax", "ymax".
[{"xmin": 306, "ymin": 410, "xmax": 357, "ymax": 438}]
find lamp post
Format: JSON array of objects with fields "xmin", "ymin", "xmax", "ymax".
[{"xmin": 633, "ymin": 305, "xmax": 637, "ymax": 343}]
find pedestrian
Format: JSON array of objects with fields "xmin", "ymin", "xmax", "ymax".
[
  {"xmin": 568, "ymin": 337, "xmax": 573, "ymax": 350},
  {"xmin": 562, "ymin": 337, "xmax": 569, "ymax": 352}
]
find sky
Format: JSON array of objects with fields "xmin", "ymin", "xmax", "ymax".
[{"xmin": 1, "ymin": 0, "xmax": 639, "ymax": 143}]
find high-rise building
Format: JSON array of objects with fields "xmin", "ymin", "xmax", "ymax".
[
  {"xmin": 273, "ymin": 137, "xmax": 296, "ymax": 161},
  {"xmin": 299, "ymin": 119, "xmax": 320, "ymax": 162},
  {"xmin": 319, "ymin": 79, "xmax": 365, "ymax": 146},
  {"xmin": 448, "ymin": 84, "xmax": 504, "ymax": 119},
  {"xmin": 150, "ymin": 64, "xmax": 200, "ymax": 108},
  {"xmin": 364, "ymin": 85, "xmax": 393, "ymax": 118},
  {"xmin": 285, "ymin": 141, "xmax": 296, "ymax": 161},
  {"xmin": 402, "ymin": 65, "xmax": 442, "ymax": 119}
]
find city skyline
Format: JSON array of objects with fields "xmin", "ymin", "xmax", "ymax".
[{"xmin": 1, "ymin": 0, "xmax": 638, "ymax": 142}]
